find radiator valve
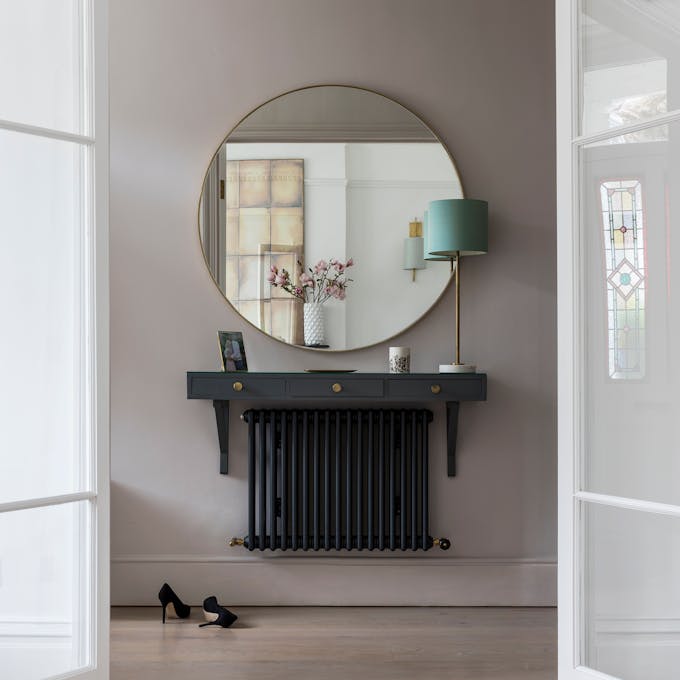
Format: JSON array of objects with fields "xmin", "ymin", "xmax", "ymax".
[
  {"xmin": 228, "ymin": 537, "xmax": 245, "ymax": 547},
  {"xmin": 433, "ymin": 537, "xmax": 451, "ymax": 551}
]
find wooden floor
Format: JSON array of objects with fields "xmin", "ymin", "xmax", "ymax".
[{"xmin": 111, "ymin": 606, "xmax": 556, "ymax": 679}]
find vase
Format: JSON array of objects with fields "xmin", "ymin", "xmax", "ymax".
[{"xmin": 303, "ymin": 302, "xmax": 326, "ymax": 346}]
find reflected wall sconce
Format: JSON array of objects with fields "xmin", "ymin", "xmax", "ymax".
[
  {"xmin": 403, "ymin": 217, "xmax": 425, "ymax": 282},
  {"xmin": 428, "ymin": 199, "xmax": 488, "ymax": 373}
]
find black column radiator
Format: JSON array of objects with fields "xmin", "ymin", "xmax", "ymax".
[{"xmin": 229, "ymin": 409, "xmax": 450, "ymax": 552}]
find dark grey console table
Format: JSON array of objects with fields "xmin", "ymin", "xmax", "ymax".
[{"xmin": 186, "ymin": 372, "xmax": 487, "ymax": 477}]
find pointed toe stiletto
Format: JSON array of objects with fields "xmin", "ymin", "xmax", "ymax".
[
  {"xmin": 199, "ymin": 595, "xmax": 238, "ymax": 628},
  {"xmin": 158, "ymin": 583, "xmax": 191, "ymax": 623}
]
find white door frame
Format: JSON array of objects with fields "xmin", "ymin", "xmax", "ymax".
[
  {"xmin": 557, "ymin": 0, "xmax": 680, "ymax": 677},
  {"xmin": 0, "ymin": 1, "xmax": 109, "ymax": 678},
  {"xmin": 92, "ymin": 0, "xmax": 110, "ymax": 676},
  {"xmin": 556, "ymin": 0, "xmax": 584, "ymax": 674}
]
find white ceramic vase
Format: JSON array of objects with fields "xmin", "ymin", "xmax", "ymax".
[{"xmin": 303, "ymin": 302, "xmax": 326, "ymax": 346}]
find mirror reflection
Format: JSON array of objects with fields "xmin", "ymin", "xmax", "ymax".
[{"xmin": 199, "ymin": 86, "xmax": 463, "ymax": 351}]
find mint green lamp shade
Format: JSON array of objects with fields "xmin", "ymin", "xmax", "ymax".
[
  {"xmin": 427, "ymin": 199, "xmax": 488, "ymax": 257},
  {"xmin": 423, "ymin": 209, "xmax": 449, "ymax": 262}
]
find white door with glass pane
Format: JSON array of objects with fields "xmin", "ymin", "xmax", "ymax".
[
  {"xmin": 558, "ymin": 0, "xmax": 680, "ymax": 678},
  {"xmin": 0, "ymin": 1, "xmax": 109, "ymax": 679}
]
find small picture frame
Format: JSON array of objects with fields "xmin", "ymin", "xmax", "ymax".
[{"xmin": 217, "ymin": 331, "xmax": 248, "ymax": 372}]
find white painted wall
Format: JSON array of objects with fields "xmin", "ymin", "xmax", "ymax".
[{"xmin": 109, "ymin": 0, "xmax": 556, "ymax": 606}]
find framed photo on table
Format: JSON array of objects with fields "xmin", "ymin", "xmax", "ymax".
[{"xmin": 217, "ymin": 331, "xmax": 248, "ymax": 372}]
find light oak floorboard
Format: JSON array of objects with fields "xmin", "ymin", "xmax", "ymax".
[{"xmin": 111, "ymin": 606, "xmax": 556, "ymax": 680}]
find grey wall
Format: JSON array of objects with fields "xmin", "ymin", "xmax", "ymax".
[{"xmin": 110, "ymin": 0, "xmax": 556, "ymax": 605}]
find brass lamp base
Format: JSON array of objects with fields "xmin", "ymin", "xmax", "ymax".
[{"xmin": 439, "ymin": 363, "xmax": 477, "ymax": 373}]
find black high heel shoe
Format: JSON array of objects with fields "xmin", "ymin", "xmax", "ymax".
[
  {"xmin": 158, "ymin": 583, "xmax": 191, "ymax": 623},
  {"xmin": 199, "ymin": 596, "xmax": 238, "ymax": 628}
]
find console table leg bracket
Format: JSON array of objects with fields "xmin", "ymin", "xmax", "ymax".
[
  {"xmin": 446, "ymin": 401, "xmax": 460, "ymax": 477},
  {"xmin": 213, "ymin": 400, "xmax": 230, "ymax": 475}
]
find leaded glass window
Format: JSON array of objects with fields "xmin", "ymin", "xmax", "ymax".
[{"xmin": 600, "ymin": 179, "xmax": 646, "ymax": 379}]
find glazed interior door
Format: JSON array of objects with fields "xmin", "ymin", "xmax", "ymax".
[
  {"xmin": 0, "ymin": 1, "xmax": 109, "ymax": 679},
  {"xmin": 558, "ymin": 0, "xmax": 680, "ymax": 678}
]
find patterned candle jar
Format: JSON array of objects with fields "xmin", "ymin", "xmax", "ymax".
[{"xmin": 389, "ymin": 346, "xmax": 411, "ymax": 374}]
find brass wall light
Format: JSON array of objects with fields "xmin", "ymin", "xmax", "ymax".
[{"xmin": 403, "ymin": 217, "xmax": 426, "ymax": 282}]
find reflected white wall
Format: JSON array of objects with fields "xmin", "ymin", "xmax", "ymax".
[
  {"xmin": 224, "ymin": 142, "xmax": 458, "ymax": 349},
  {"xmin": 345, "ymin": 143, "xmax": 460, "ymax": 348}
]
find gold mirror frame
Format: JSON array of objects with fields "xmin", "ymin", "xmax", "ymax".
[{"xmin": 198, "ymin": 84, "xmax": 465, "ymax": 353}]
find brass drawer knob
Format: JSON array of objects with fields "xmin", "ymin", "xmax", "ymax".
[
  {"xmin": 232, "ymin": 381, "xmax": 244, "ymax": 392},
  {"xmin": 331, "ymin": 382, "xmax": 343, "ymax": 393},
  {"xmin": 430, "ymin": 384, "xmax": 441, "ymax": 394}
]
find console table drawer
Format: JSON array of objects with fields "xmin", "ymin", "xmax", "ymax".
[
  {"xmin": 188, "ymin": 376, "xmax": 285, "ymax": 399},
  {"xmin": 388, "ymin": 378, "xmax": 484, "ymax": 401},
  {"xmin": 287, "ymin": 378, "xmax": 384, "ymax": 398}
]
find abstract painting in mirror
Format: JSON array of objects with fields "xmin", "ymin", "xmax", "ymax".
[{"xmin": 199, "ymin": 85, "xmax": 463, "ymax": 350}]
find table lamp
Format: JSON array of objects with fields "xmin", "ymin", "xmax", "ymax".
[
  {"xmin": 423, "ymin": 209, "xmax": 451, "ymax": 266},
  {"xmin": 427, "ymin": 198, "xmax": 488, "ymax": 373}
]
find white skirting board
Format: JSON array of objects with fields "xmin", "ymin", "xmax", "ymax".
[{"xmin": 111, "ymin": 555, "xmax": 556, "ymax": 606}]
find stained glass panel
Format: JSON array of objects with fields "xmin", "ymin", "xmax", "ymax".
[{"xmin": 600, "ymin": 180, "xmax": 646, "ymax": 379}]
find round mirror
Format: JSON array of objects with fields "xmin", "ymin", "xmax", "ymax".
[{"xmin": 199, "ymin": 85, "xmax": 463, "ymax": 351}]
